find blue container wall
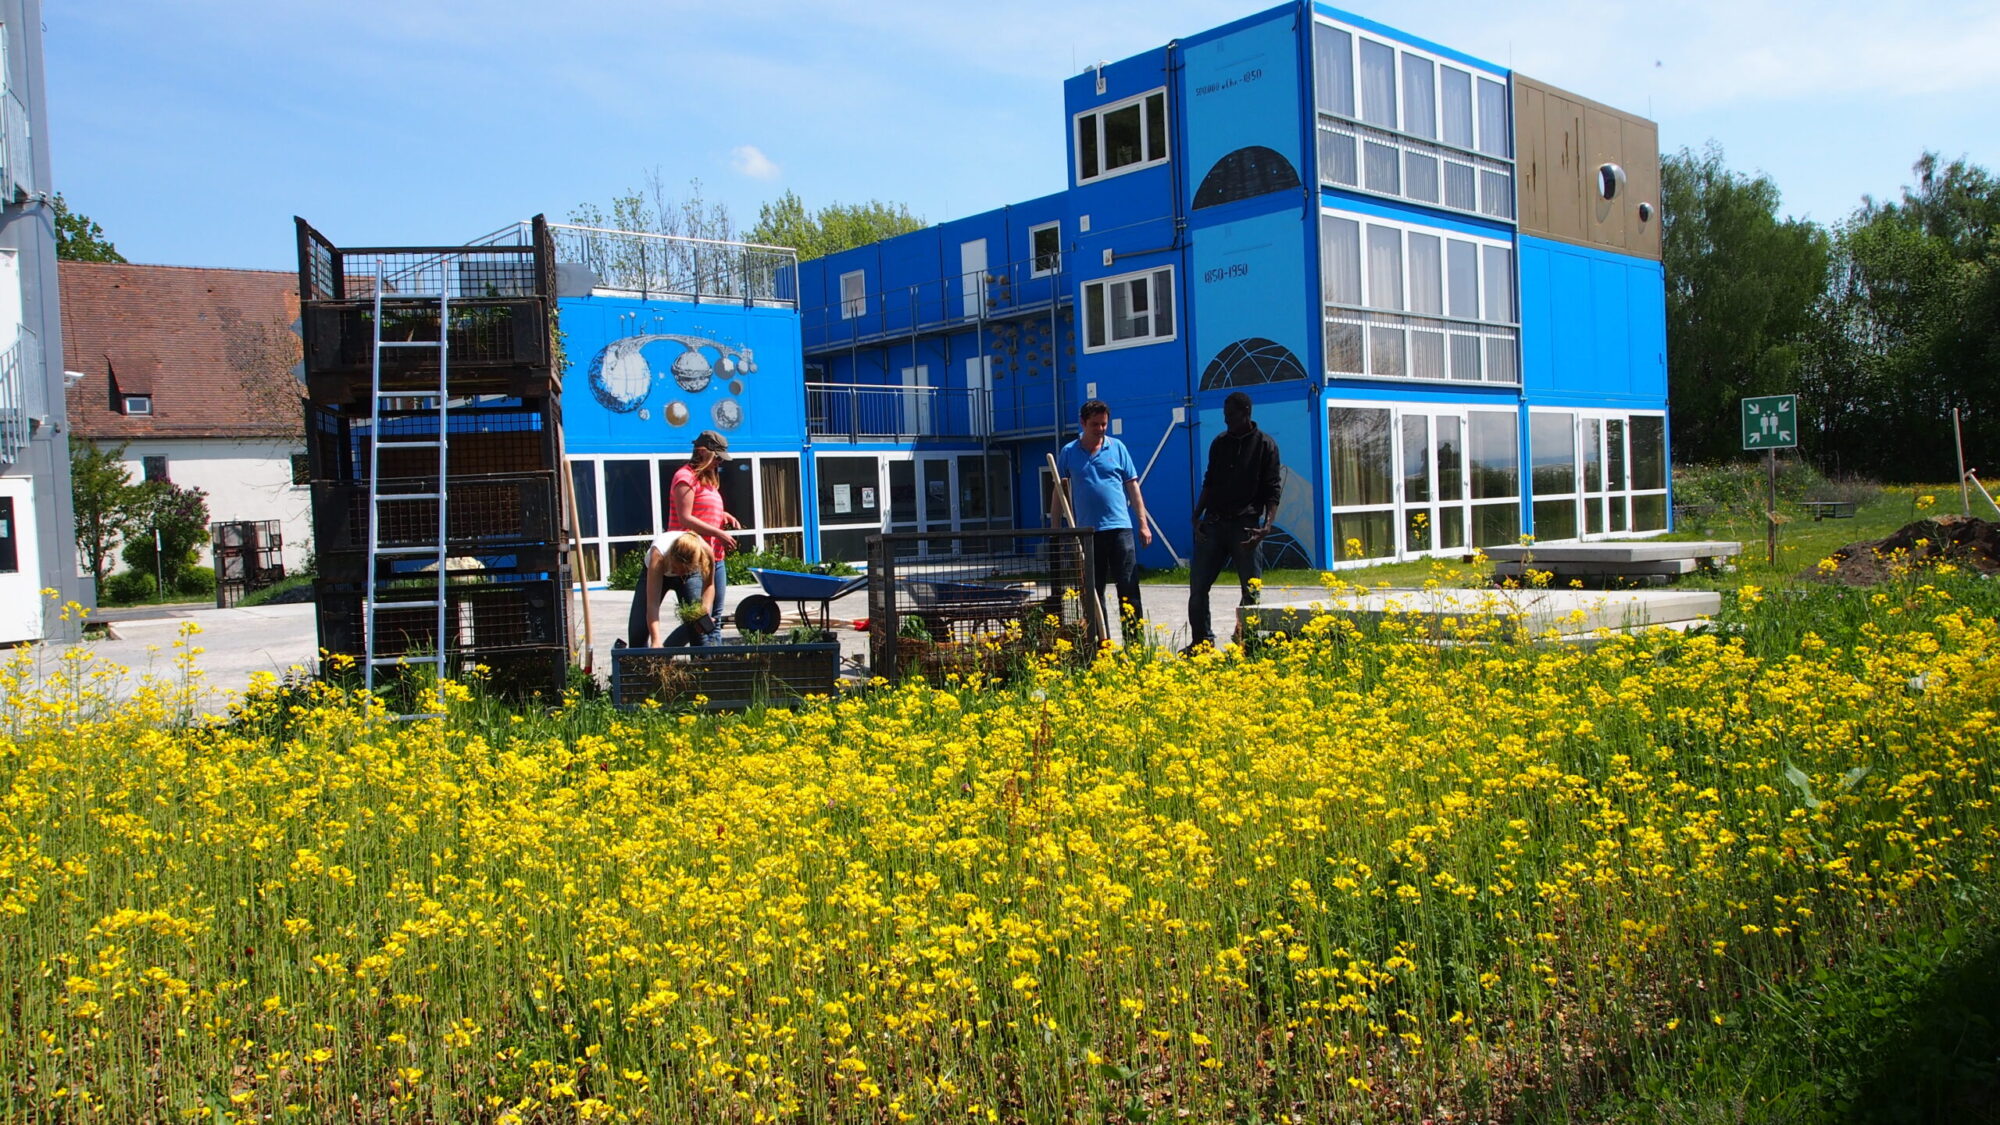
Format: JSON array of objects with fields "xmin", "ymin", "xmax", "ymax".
[
  {"xmin": 559, "ymin": 296, "xmax": 806, "ymax": 456},
  {"xmin": 799, "ymin": 195, "xmax": 1070, "ymax": 356},
  {"xmin": 1518, "ymin": 234, "xmax": 1668, "ymax": 409}
]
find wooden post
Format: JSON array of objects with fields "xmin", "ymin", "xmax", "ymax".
[
  {"xmin": 557, "ymin": 427, "xmax": 594, "ymax": 674},
  {"xmin": 1766, "ymin": 449, "xmax": 1778, "ymax": 567},
  {"xmin": 1955, "ymin": 408, "xmax": 1970, "ymax": 516},
  {"xmin": 1045, "ymin": 451, "xmax": 1107, "ymax": 644}
]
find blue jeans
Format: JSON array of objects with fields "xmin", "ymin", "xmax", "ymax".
[
  {"xmin": 1187, "ymin": 518, "xmax": 1263, "ymax": 646},
  {"xmin": 1092, "ymin": 528, "xmax": 1143, "ymax": 641},
  {"xmin": 626, "ymin": 565, "xmax": 726, "ymax": 647}
]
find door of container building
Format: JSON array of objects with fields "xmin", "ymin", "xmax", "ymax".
[{"xmin": 0, "ymin": 477, "xmax": 42, "ymax": 643}]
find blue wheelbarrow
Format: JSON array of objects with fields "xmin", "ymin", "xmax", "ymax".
[{"xmin": 735, "ymin": 568, "xmax": 869, "ymax": 635}]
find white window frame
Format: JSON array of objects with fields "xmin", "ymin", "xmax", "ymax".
[
  {"xmin": 1074, "ymin": 88, "xmax": 1170, "ymax": 184},
  {"xmin": 1081, "ymin": 265, "xmax": 1176, "ymax": 353},
  {"xmin": 1312, "ymin": 17, "xmax": 1514, "ymax": 221},
  {"xmin": 1325, "ymin": 399, "xmax": 1525, "ymax": 568},
  {"xmin": 1319, "ymin": 208, "xmax": 1517, "ymax": 385},
  {"xmin": 122, "ymin": 395, "xmax": 153, "ymax": 415},
  {"xmin": 839, "ymin": 270, "xmax": 866, "ymax": 320},
  {"xmin": 1030, "ymin": 222, "xmax": 1061, "ymax": 278},
  {"xmin": 1534, "ymin": 408, "xmax": 1670, "ymax": 541}
]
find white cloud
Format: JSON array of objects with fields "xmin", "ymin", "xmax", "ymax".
[{"xmin": 729, "ymin": 144, "xmax": 782, "ymax": 181}]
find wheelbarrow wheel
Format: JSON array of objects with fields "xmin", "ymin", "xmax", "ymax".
[{"xmin": 735, "ymin": 594, "xmax": 782, "ymax": 636}]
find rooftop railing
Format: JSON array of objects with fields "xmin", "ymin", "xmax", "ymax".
[{"xmin": 547, "ymin": 224, "xmax": 798, "ymax": 307}]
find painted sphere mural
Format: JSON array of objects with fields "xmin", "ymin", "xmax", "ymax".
[{"xmin": 671, "ymin": 348, "xmax": 713, "ymax": 392}]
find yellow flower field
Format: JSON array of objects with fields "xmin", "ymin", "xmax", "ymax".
[{"xmin": 2, "ymin": 585, "xmax": 1997, "ymax": 1121}]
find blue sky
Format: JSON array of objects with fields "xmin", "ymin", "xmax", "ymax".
[{"xmin": 45, "ymin": 0, "xmax": 2000, "ymax": 271}]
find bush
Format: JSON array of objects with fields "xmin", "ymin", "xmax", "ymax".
[
  {"xmin": 724, "ymin": 546, "xmax": 858, "ymax": 587},
  {"xmin": 101, "ymin": 569, "xmax": 158, "ymax": 605},
  {"xmin": 1671, "ymin": 459, "xmax": 1880, "ymax": 516},
  {"xmin": 120, "ymin": 482, "xmax": 211, "ymax": 588},
  {"xmin": 175, "ymin": 566, "xmax": 216, "ymax": 599},
  {"xmin": 607, "ymin": 545, "xmax": 646, "ymax": 591}
]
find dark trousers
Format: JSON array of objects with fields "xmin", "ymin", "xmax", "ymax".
[
  {"xmin": 1091, "ymin": 527, "xmax": 1143, "ymax": 641},
  {"xmin": 1187, "ymin": 518, "xmax": 1263, "ymax": 645}
]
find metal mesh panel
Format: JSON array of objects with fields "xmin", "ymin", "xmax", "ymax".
[
  {"xmin": 611, "ymin": 644, "xmax": 840, "ymax": 711},
  {"xmin": 317, "ymin": 574, "xmax": 568, "ymax": 655},
  {"xmin": 867, "ymin": 529, "xmax": 1099, "ymax": 683},
  {"xmin": 311, "ymin": 473, "xmax": 560, "ymax": 551}
]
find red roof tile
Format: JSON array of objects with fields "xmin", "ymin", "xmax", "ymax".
[{"xmin": 61, "ymin": 262, "xmax": 302, "ymax": 441}]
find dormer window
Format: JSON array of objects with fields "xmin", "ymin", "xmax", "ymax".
[{"xmin": 122, "ymin": 395, "xmax": 152, "ymax": 415}]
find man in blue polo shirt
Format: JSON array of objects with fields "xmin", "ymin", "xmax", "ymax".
[{"xmin": 1054, "ymin": 399, "xmax": 1152, "ymax": 641}]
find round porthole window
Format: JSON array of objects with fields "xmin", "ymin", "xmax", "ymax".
[
  {"xmin": 1637, "ymin": 201, "xmax": 1655, "ymax": 223},
  {"xmin": 1598, "ymin": 162, "xmax": 1627, "ymax": 201}
]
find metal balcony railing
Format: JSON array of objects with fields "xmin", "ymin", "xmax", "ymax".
[
  {"xmin": 0, "ymin": 330, "xmax": 40, "ymax": 465},
  {"xmin": 803, "ymin": 251, "xmax": 1069, "ymax": 351},
  {"xmin": 548, "ymin": 223, "xmax": 798, "ymax": 306},
  {"xmin": 807, "ymin": 382, "xmax": 993, "ymax": 442}
]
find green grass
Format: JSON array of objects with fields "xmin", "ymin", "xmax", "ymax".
[
  {"xmin": 234, "ymin": 574, "xmax": 316, "ymax": 609},
  {"xmin": 1143, "ymin": 483, "xmax": 1971, "ymax": 592}
]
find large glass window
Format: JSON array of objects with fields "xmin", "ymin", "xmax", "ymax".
[
  {"xmin": 1312, "ymin": 24, "xmax": 1354, "ymax": 117},
  {"xmin": 816, "ymin": 454, "xmax": 882, "ymax": 562},
  {"xmin": 1076, "ymin": 89, "xmax": 1170, "ymax": 183},
  {"xmin": 1321, "ymin": 211, "xmax": 1519, "ymax": 384},
  {"xmin": 1538, "ymin": 413, "xmax": 1670, "ymax": 541},
  {"xmin": 1312, "ymin": 18, "xmax": 1513, "ymax": 220},
  {"xmin": 1328, "ymin": 402, "xmax": 1513, "ymax": 564},
  {"xmin": 1530, "ymin": 411, "xmax": 1578, "ymax": 542},
  {"xmin": 1083, "ymin": 266, "xmax": 1175, "ymax": 352},
  {"xmin": 759, "ymin": 458, "xmax": 803, "ymax": 532}
]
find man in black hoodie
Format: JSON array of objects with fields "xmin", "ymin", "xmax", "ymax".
[{"xmin": 1186, "ymin": 391, "xmax": 1283, "ymax": 652}]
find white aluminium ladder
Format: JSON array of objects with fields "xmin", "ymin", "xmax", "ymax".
[{"xmin": 362, "ymin": 282, "xmax": 453, "ymax": 707}]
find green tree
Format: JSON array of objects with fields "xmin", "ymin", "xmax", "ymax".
[
  {"xmin": 748, "ymin": 191, "xmax": 925, "ymax": 260},
  {"xmin": 1806, "ymin": 154, "xmax": 2000, "ymax": 480},
  {"xmin": 1661, "ymin": 144, "xmax": 1830, "ymax": 463},
  {"xmin": 52, "ymin": 193, "xmax": 125, "ymax": 263},
  {"xmin": 69, "ymin": 438, "xmax": 144, "ymax": 591},
  {"xmin": 121, "ymin": 481, "xmax": 211, "ymax": 590},
  {"xmin": 569, "ymin": 173, "xmax": 742, "ymax": 294}
]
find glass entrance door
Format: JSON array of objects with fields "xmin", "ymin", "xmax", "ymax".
[{"xmin": 1331, "ymin": 400, "xmax": 1506, "ymax": 565}]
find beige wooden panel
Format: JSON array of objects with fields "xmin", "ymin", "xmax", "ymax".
[
  {"xmin": 1623, "ymin": 117, "xmax": 1662, "ymax": 260},
  {"xmin": 1544, "ymin": 94, "xmax": 1586, "ymax": 242},
  {"xmin": 1585, "ymin": 105, "xmax": 1624, "ymax": 248},
  {"xmin": 1514, "ymin": 83, "xmax": 1549, "ymax": 234}
]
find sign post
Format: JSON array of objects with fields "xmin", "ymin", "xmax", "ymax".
[{"xmin": 1742, "ymin": 395, "xmax": 1798, "ymax": 566}]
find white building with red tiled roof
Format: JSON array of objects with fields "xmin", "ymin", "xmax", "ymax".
[{"xmin": 61, "ymin": 261, "xmax": 311, "ymax": 575}]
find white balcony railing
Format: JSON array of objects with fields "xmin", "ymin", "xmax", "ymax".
[
  {"xmin": 807, "ymin": 382, "xmax": 993, "ymax": 442},
  {"xmin": 0, "ymin": 87, "xmax": 31, "ymax": 202},
  {"xmin": 0, "ymin": 330, "xmax": 39, "ymax": 465}
]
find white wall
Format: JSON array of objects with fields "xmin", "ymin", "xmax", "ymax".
[
  {"xmin": 117, "ymin": 439, "xmax": 311, "ymax": 574},
  {"xmin": 0, "ymin": 474, "xmax": 43, "ymax": 642}
]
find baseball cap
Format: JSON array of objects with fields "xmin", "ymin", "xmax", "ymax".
[{"xmin": 693, "ymin": 430, "xmax": 732, "ymax": 459}]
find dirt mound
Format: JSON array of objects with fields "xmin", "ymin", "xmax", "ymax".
[{"xmin": 1810, "ymin": 515, "xmax": 2000, "ymax": 585}]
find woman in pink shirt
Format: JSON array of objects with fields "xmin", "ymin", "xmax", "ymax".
[{"xmin": 666, "ymin": 429, "xmax": 742, "ymax": 630}]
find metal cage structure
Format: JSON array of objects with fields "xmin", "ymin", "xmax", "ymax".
[{"xmin": 866, "ymin": 528, "xmax": 1100, "ymax": 684}]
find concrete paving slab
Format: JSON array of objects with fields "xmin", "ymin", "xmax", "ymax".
[
  {"xmin": 1480, "ymin": 540, "xmax": 1741, "ymax": 564},
  {"xmin": 1241, "ymin": 585, "xmax": 1721, "ymax": 640}
]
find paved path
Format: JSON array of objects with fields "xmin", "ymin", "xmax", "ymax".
[{"xmin": 14, "ymin": 580, "xmax": 1290, "ymax": 706}]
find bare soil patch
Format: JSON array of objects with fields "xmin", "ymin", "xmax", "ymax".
[{"xmin": 1810, "ymin": 515, "xmax": 2000, "ymax": 585}]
